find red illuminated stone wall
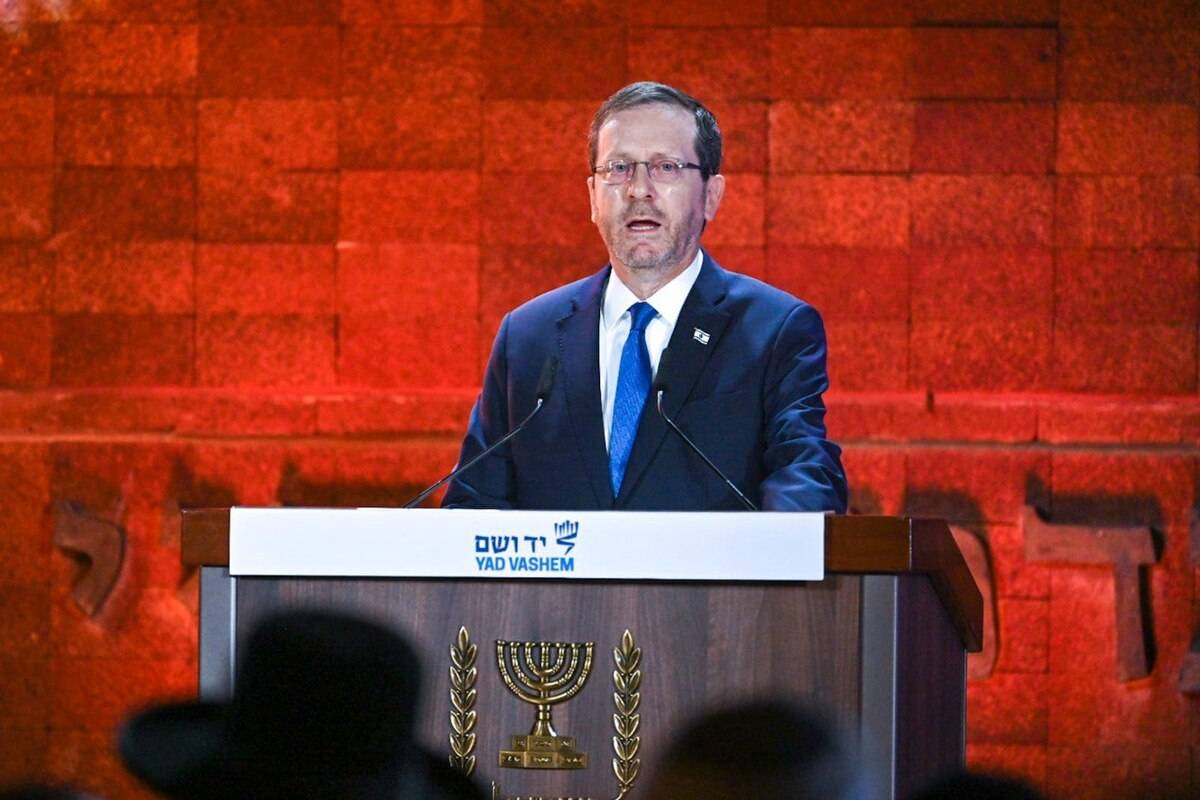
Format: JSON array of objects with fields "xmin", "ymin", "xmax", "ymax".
[{"xmin": 0, "ymin": 1, "xmax": 1198, "ymax": 798}]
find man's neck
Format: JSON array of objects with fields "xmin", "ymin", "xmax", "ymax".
[{"xmin": 612, "ymin": 249, "xmax": 701, "ymax": 300}]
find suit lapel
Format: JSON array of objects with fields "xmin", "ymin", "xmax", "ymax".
[
  {"xmin": 557, "ymin": 268, "xmax": 614, "ymax": 508},
  {"xmin": 615, "ymin": 253, "xmax": 731, "ymax": 506}
]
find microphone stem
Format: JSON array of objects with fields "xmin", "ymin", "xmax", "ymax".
[
  {"xmin": 656, "ymin": 391, "xmax": 758, "ymax": 511},
  {"xmin": 404, "ymin": 398, "xmax": 544, "ymax": 509}
]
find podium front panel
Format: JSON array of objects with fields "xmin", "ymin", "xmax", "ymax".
[{"xmin": 196, "ymin": 567, "xmax": 964, "ymax": 800}]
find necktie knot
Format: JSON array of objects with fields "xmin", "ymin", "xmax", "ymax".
[{"xmin": 628, "ymin": 302, "xmax": 655, "ymax": 333}]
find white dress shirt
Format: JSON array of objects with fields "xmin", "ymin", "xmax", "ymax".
[{"xmin": 599, "ymin": 250, "xmax": 704, "ymax": 450}]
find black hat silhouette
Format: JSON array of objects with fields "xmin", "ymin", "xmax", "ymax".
[{"xmin": 118, "ymin": 609, "xmax": 477, "ymax": 799}]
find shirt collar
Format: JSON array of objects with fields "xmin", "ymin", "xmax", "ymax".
[{"xmin": 601, "ymin": 249, "xmax": 704, "ymax": 330}]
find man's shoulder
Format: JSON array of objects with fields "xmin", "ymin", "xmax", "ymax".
[
  {"xmin": 709, "ymin": 259, "xmax": 816, "ymax": 320},
  {"xmin": 506, "ymin": 268, "xmax": 606, "ymax": 327}
]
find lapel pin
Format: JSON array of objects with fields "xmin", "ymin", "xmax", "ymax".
[{"xmin": 692, "ymin": 328, "xmax": 710, "ymax": 345}]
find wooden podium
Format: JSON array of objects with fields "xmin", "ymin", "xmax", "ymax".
[{"xmin": 182, "ymin": 511, "xmax": 980, "ymax": 800}]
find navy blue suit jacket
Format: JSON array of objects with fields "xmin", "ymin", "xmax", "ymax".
[{"xmin": 443, "ymin": 253, "xmax": 847, "ymax": 512}]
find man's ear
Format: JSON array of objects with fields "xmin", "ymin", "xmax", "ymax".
[
  {"xmin": 587, "ymin": 175, "xmax": 598, "ymax": 224},
  {"xmin": 703, "ymin": 173, "xmax": 725, "ymax": 221}
]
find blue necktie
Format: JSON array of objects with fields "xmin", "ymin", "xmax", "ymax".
[{"xmin": 609, "ymin": 302, "xmax": 656, "ymax": 496}]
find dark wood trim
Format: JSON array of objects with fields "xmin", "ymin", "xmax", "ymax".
[
  {"xmin": 180, "ymin": 509, "xmax": 982, "ymax": 652},
  {"xmin": 181, "ymin": 507, "xmax": 230, "ymax": 566}
]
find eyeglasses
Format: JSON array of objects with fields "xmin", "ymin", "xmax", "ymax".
[{"xmin": 592, "ymin": 159, "xmax": 703, "ymax": 185}]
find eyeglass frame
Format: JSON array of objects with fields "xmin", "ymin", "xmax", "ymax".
[{"xmin": 591, "ymin": 158, "xmax": 706, "ymax": 185}]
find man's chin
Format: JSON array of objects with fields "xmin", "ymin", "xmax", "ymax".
[{"xmin": 618, "ymin": 244, "xmax": 673, "ymax": 272}]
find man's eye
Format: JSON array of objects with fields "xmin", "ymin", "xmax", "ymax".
[
  {"xmin": 609, "ymin": 162, "xmax": 630, "ymax": 174},
  {"xmin": 657, "ymin": 161, "xmax": 677, "ymax": 173}
]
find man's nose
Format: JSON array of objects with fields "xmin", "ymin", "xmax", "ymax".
[{"xmin": 624, "ymin": 162, "xmax": 656, "ymax": 198}]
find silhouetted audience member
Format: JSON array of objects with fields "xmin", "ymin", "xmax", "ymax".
[
  {"xmin": 117, "ymin": 609, "xmax": 483, "ymax": 800},
  {"xmin": 910, "ymin": 770, "xmax": 1046, "ymax": 800},
  {"xmin": 0, "ymin": 786, "xmax": 100, "ymax": 800},
  {"xmin": 644, "ymin": 699, "xmax": 856, "ymax": 800}
]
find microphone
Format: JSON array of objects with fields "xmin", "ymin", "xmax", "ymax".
[
  {"xmin": 652, "ymin": 349, "xmax": 758, "ymax": 511},
  {"xmin": 403, "ymin": 356, "xmax": 559, "ymax": 509}
]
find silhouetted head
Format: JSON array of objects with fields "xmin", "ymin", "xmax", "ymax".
[
  {"xmin": 911, "ymin": 770, "xmax": 1047, "ymax": 800},
  {"xmin": 119, "ymin": 609, "xmax": 481, "ymax": 800},
  {"xmin": 645, "ymin": 700, "xmax": 854, "ymax": 800},
  {"xmin": 0, "ymin": 786, "xmax": 101, "ymax": 800}
]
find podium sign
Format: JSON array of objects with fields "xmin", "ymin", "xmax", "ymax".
[{"xmin": 229, "ymin": 507, "xmax": 825, "ymax": 581}]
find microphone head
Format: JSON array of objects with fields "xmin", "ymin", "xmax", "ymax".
[
  {"xmin": 652, "ymin": 347, "xmax": 671, "ymax": 394},
  {"xmin": 535, "ymin": 356, "xmax": 559, "ymax": 400}
]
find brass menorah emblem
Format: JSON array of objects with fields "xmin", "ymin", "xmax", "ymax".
[{"xmin": 495, "ymin": 640, "xmax": 595, "ymax": 769}]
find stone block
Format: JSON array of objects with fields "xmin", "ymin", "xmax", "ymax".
[
  {"xmin": 342, "ymin": 97, "xmax": 480, "ymax": 170},
  {"xmin": 195, "ymin": 314, "xmax": 337, "ymax": 387},
  {"xmin": 57, "ymin": 167, "xmax": 194, "ymax": 241},
  {"xmin": 340, "ymin": 170, "xmax": 479, "ymax": 243},
  {"xmin": 341, "ymin": 0, "xmax": 481, "ymax": 23},
  {"xmin": 0, "ymin": 169, "xmax": 52, "ymax": 240},
  {"xmin": 628, "ymin": 27, "xmax": 769, "ymax": 100},
  {"xmin": 51, "ymin": 314, "xmax": 194, "ymax": 387},
  {"xmin": 770, "ymin": 27, "xmax": 910, "ymax": 99},
  {"xmin": 54, "ymin": 241, "xmax": 194, "ymax": 314},
  {"xmin": 768, "ymin": 246, "xmax": 909, "ymax": 321},
  {"xmin": 60, "ymin": 23, "xmax": 196, "ymax": 94},
  {"xmin": 767, "ymin": 175, "xmax": 909, "ymax": 247},
  {"xmin": 0, "ymin": 245, "xmax": 52, "ymax": 312},
  {"xmin": 1052, "ymin": 323, "xmax": 1196, "ymax": 394},
  {"xmin": 0, "ymin": 314, "xmax": 52, "ymax": 388},
  {"xmin": 484, "ymin": 100, "xmax": 605, "ymax": 173},
  {"xmin": 1056, "ymin": 175, "xmax": 1200, "ymax": 248},
  {"xmin": 912, "ymin": 175, "xmax": 1053, "ymax": 246},
  {"xmin": 484, "ymin": 26, "xmax": 623, "ymax": 100},
  {"xmin": 823, "ymin": 320, "xmax": 909, "ymax": 391},
  {"xmin": 905, "ymin": 449, "xmax": 1051, "ymax": 525},
  {"xmin": 0, "ymin": 24, "xmax": 58, "ymax": 93},
  {"xmin": 911, "ymin": 27, "xmax": 1056, "ymax": 99},
  {"xmin": 1060, "ymin": 28, "xmax": 1199, "ymax": 104},
  {"xmin": 915, "ymin": 0, "xmax": 1056, "ymax": 24},
  {"xmin": 337, "ymin": 242, "xmax": 478, "ymax": 317},
  {"xmin": 911, "ymin": 319, "xmax": 1051, "ymax": 391},
  {"xmin": 198, "ymin": 98, "xmax": 337, "ymax": 170},
  {"xmin": 912, "ymin": 101, "xmax": 1055, "ymax": 174},
  {"xmin": 198, "ymin": 170, "xmax": 337, "ymax": 243},
  {"xmin": 481, "ymin": 172, "xmax": 593, "ymax": 246},
  {"xmin": 704, "ymin": 174, "xmax": 763, "ymax": 247},
  {"xmin": 57, "ymin": 96, "xmax": 194, "ymax": 168},
  {"xmin": 996, "ymin": 597, "xmax": 1050, "ymax": 673},
  {"xmin": 341, "ymin": 25, "xmax": 482, "ymax": 98},
  {"xmin": 770, "ymin": 0, "xmax": 912, "ymax": 24},
  {"xmin": 0, "ymin": 95, "xmax": 54, "ymax": 167},
  {"xmin": 196, "ymin": 244, "xmax": 335, "ymax": 314},
  {"xmin": 1058, "ymin": 102, "xmax": 1199, "ymax": 175},
  {"xmin": 1056, "ymin": 248, "xmax": 1197, "ymax": 324},
  {"xmin": 911, "ymin": 247, "xmax": 1053, "ymax": 322},
  {"xmin": 198, "ymin": 24, "xmax": 338, "ymax": 97},
  {"xmin": 839, "ymin": 446, "xmax": 905, "ymax": 515},
  {"xmin": 198, "ymin": 0, "xmax": 339, "ymax": 23},
  {"xmin": 966, "ymin": 672, "xmax": 1048, "ymax": 745},
  {"xmin": 770, "ymin": 100, "xmax": 913, "ymax": 173}
]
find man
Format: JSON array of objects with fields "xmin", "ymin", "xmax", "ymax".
[
  {"xmin": 443, "ymin": 81, "xmax": 846, "ymax": 512},
  {"xmin": 644, "ymin": 701, "xmax": 857, "ymax": 800},
  {"xmin": 117, "ymin": 610, "xmax": 484, "ymax": 800}
]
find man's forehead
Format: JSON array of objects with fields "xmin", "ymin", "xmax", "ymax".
[{"xmin": 596, "ymin": 103, "xmax": 698, "ymax": 157}]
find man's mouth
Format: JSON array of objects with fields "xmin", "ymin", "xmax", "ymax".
[{"xmin": 626, "ymin": 219, "xmax": 662, "ymax": 232}]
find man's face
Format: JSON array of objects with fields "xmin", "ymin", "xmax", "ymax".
[{"xmin": 588, "ymin": 103, "xmax": 724, "ymax": 280}]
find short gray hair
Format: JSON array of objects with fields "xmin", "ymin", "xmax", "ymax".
[{"xmin": 588, "ymin": 81, "xmax": 722, "ymax": 179}]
